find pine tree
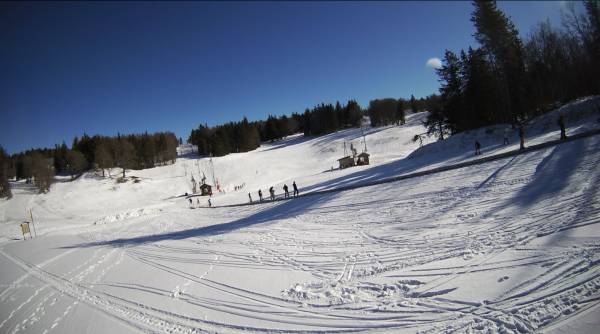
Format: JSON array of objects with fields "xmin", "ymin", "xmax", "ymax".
[
  {"xmin": 53, "ymin": 142, "xmax": 69, "ymax": 173},
  {"xmin": 140, "ymin": 133, "xmax": 156, "ymax": 168},
  {"xmin": 303, "ymin": 109, "xmax": 311, "ymax": 135},
  {"xmin": 462, "ymin": 47, "xmax": 499, "ymax": 128},
  {"xmin": 424, "ymin": 95, "xmax": 448, "ymax": 140},
  {"xmin": 396, "ymin": 99, "xmax": 405, "ymax": 125},
  {"xmin": 436, "ymin": 50, "xmax": 463, "ymax": 132},
  {"xmin": 0, "ymin": 146, "xmax": 11, "ymax": 199},
  {"xmin": 410, "ymin": 95, "xmax": 418, "ymax": 113},
  {"xmin": 265, "ymin": 115, "xmax": 280, "ymax": 141},
  {"xmin": 471, "ymin": 0, "xmax": 526, "ymax": 123},
  {"xmin": 346, "ymin": 100, "xmax": 363, "ymax": 127}
]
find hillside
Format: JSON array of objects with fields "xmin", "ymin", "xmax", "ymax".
[{"xmin": 0, "ymin": 97, "xmax": 599, "ymax": 333}]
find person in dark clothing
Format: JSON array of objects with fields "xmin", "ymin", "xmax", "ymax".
[
  {"xmin": 519, "ymin": 125, "xmax": 525, "ymax": 150},
  {"xmin": 474, "ymin": 141, "xmax": 481, "ymax": 155},
  {"xmin": 258, "ymin": 189, "xmax": 263, "ymax": 202},
  {"xmin": 558, "ymin": 115, "xmax": 567, "ymax": 140},
  {"xmin": 293, "ymin": 181, "xmax": 299, "ymax": 197},
  {"xmin": 248, "ymin": 193, "xmax": 253, "ymax": 203},
  {"xmin": 208, "ymin": 198, "xmax": 212, "ymax": 207},
  {"xmin": 269, "ymin": 186, "xmax": 275, "ymax": 201},
  {"xmin": 283, "ymin": 184, "xmax": 289, "ymax": 198},
  {"xmin": 188, "ymin": 198, "xmax": 192, "ymax": 205}
]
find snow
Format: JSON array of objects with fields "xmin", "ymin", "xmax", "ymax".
[{"xmin": 1, "ymin": 97, "xmax": 600, "ymax": 333}]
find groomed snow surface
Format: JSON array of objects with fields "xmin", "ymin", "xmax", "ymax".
[{"xmin": 1, "ymin": 96, "xmax": 600, "ymax": 333}]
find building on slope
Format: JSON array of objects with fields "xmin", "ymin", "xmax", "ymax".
[
  {"xmin": 338, "ymin": 156, "xmax": 356, "ymax": 169},
  {"xmin": 200, "ymin": 183, "xmax": 212, "ymax": 196}
]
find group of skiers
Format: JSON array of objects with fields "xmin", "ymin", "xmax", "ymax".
[
  {"xmin": 475, "ymin": 115, "xmax": 568, "ymax": 156},
  {"xmin": 188, "ymin": 197, "xmax": 211, "ymax": 207},
  {"xmin": 187, "ymin": 181, "xmax": 301, "ymax": 208},
  {"xmin": 251, "ymin": 181, "xmax": 299, "ymax": 203}
]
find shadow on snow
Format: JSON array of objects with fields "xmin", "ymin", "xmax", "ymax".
[{"xmin": 63, "ymin": 191, "xmax": 338, "ymax": 248}]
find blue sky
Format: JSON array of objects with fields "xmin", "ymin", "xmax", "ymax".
[{"xmin": 1, "ymin": 1, "xmax": 571, "ymax": 154}]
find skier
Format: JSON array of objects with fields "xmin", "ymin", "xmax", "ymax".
[
  {"xmin": 474, "ymin": 141, "xmax": 482, "ymax": 156},
  {"xmin": 283, "ymin": 184, "xmax": 289, "ymax": 198},
  {"xmin": 188, "ymin": 198, "xmax": 192, "ymax": 205},
  {"xmin": 258, "ymin": 189, "xmax": 263, "ymax": 202},
  {"xmin": 269, "ymin": 186, "xmax": 275, "ymax": 201},
  {"xmin": 558, "ymin": 115, "xmax": 567, "ymax": 140},
  {"xmin": 519, "ymin": 125, "xmax": 525, "ymax": 150},
  {"xmin": 293, "ymin": 181, "xmax": 299, "ymax": 197},
  {"xmin": 503, "ymin": 127, "xmax": 510, "ymax": 145},
  {"xmin": 208, "ymin": 198, "xmax": 212, "ymax": 207},
  {"xmin": 196, "ymin": 198, "xmax": 200, "ymax": 205},
  {"xmin": 248, "ymin": 192, "xmax": 252, "ymax": 203}
]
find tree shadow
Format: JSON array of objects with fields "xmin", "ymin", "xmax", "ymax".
[
  {"xmin": 493, "ymin": 139, "xmax": 585, "ymax": 212},
  {"xmin": 63, "ymin": 191, "xmax": 337, "ymax": 248}
]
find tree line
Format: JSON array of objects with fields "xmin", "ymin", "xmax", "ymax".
[
  {"xmin": 426, "ymin": 0, "xmax": 600, "ymax": 139},
  {"xmin": 0, "ymin": 131, "xmax": 178, "ymax": 195},
  {"xmin": 367, "ymin": 95, "xmax": 438, "ymax": 127},
  {"xmin": 189, "ymin": 100, "xmax": 365, "ymax": 157},
  {"xmin": 188, "ymin": 95, "xmax": 441, "ymax": 157}
]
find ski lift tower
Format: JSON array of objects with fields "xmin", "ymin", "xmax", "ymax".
[
  {"xmin": 209, "ymin": 156, "xmax": 216, "ymax": 189},
  {"xmin": 361, "ymin": 126, "xmax": 368, "ymax": 153}
]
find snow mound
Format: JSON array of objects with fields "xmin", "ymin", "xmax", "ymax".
[{"xmin": 93, "ymin": 207, "xmax": 163, "ymax": 225}]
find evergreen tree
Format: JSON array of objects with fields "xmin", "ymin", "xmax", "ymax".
[
  {"xmin": 410, "ymin": 94, "xmax": 418, "ymax": 113},
  {"xmin": 396, "ymin": 99, "xmax": 406, "ymax": 125},
  {"xmin": 140, "ymin": 132, "xmax": 156, "ymax": 168},
  {"xmin": 423, "ymin": 95, "xmax": 448, "ymax": 140},
  {"xmin": 368, "ymin": 98, "xmax": 400, "ymax": 126},
  {"xmin": 53, "ymin": 142, "xmax": 69, "ymax": 173},
  {"xmin": 324, "ymin": 103, "xmax": 339, "ymax": 133},
  {"xmin": 471, "ymin": 0, "xmax": 527, "ymax": 123},
  {"xmin": 436, "ymin": 50, "xmax": 464, "ymax": 132},
  {"xmin": 264, "ymin": 115, "xmax": 280, "ymax": 141},
  {"xmin": 303, "ymin": 109, "xmax": 311, "ymax": 135},
  {"xmin": 0, "ymin": 146, "xmax": 11, "ymax": 198}
]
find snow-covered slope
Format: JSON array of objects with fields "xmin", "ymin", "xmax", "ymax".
[{"xmin": 0, "ymin": 97, "xmax": 599, "ymax": 333}]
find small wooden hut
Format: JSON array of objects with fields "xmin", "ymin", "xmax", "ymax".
[
  {"xmin": 200, "ymin": 183, "xmax": 213, "ymax": 196},
  {"xmin": 338, "ymin": 156, "xmax": 355, "ymax": 169},
  {"xmin": 356, "ymin": 152, "xmax": 370, "ymax": 166}
]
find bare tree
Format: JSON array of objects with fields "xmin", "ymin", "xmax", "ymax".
[
  {"xmin": 66, "ymin": 150, "xmax": 87, "ymax": 179},
  {"xmin": 94, "ymin": 144, "xmax": 113, "ymax": 178},
  {"xmin": 30, "ymin": 152, "xmax": 54, "ymax": 193},
  {"xmin": 116, "ymin": 139, "xmax": 135, "ymax": 178}
]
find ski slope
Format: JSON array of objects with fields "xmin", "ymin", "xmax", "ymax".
[{"xmin": 1, "ymin": 97, "xmax": 600, "ymax": 333}]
